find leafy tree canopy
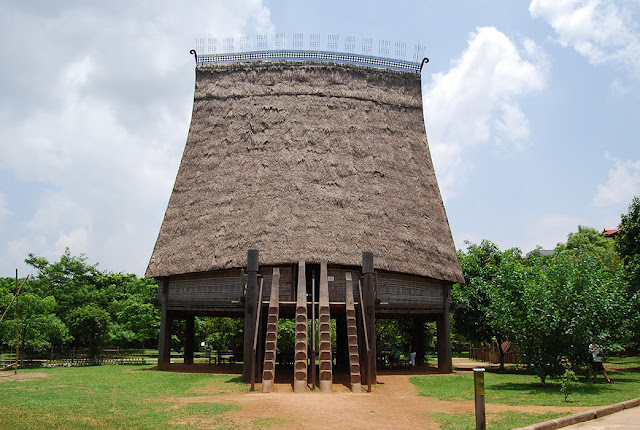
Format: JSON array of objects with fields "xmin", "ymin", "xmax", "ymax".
[
  {"xmin": 616, "ymin": 196, "xmax": 640, "ymax": 292},
  {"xmin": 454, "ymin": 233, "xmax": 628, "ymax": 384},
  {"xmin": 452, "ymin": 240, "xmax": 525, "ymax": 370},
  {"xmin": 1, "ymin": 249, "xmax": 160, "ymax": 362}
]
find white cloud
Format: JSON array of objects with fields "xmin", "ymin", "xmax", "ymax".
[
  {"xmin": 25, "ymin": 192, "xmax": 92, "ymax": 234},
  {"xmin": 54, "ymin": 228, "xmax": 89, "ymax": 255},
  {"xmin": 0, "ymin": 1, "xmax": 274, "ymax": 276},
  {"xmin": 529, "ymin": 0, "xmax": 640, "ymax": 76},
  {"xmin": 593, "ymin": 154, "xmax": 640, "ymax": 207},
  {"xmin": 423, "ymin": 27, "xmax": 549, "ymax": 200},
  {"xmin": 610, "ymin": 78, "xmax": 632, "ymax": 96}
]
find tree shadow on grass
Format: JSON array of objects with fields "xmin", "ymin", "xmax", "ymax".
[
  {"xmin": 489, "ymin": 375, "xmax": 637, "ymax": 402},
  {"xmin": 489, "ymin": 381, "xmax": 557, "ymax": 395},
  {"xmin": 616, "ymin": 366, "xmax": 640, "ymax": 372},
  {"xmin": 223, "ymin": 376, "xmax": 244, "ymax": 384}
]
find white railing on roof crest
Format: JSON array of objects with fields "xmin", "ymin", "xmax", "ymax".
[{"xmin": 193, "ymin": 33, "xmax": 428, "ymax": 73}]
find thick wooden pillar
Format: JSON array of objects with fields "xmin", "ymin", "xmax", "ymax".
[
  {"xmin": 158, "ymin": 278, "xmax": 172, "ymax": 370},
  {"xmin": 184, "ymin": 315, "xmax": 195, "ymax": 365},
  {"xmin": 437, "ymin": 284, "xmax": 453, "ymax": 373},
  {"xmin": 357, "ymin": 299, "xmax": 367, "ymax": 383},
  {"xmin": 362, "ymin": 251, "xmax": 376, "ymax": 385},
  {"xmin": 412, "ymin": 317, "xmax": 426, "ymax": 366},
  {"xmin": 243, "ymin": 249, "xmax": 259, "ymax": 383}
]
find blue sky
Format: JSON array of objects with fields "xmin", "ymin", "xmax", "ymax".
[{"xmin": 1, "ymin": 0, "xmax": 639, "ymax": 276}]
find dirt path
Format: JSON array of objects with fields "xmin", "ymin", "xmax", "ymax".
[{"xmin": 167, "ymin": 366, "xmax": 589, "ymax": 429}]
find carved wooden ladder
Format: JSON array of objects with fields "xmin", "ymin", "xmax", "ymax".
[
  {"xmin": 345, "ymin": 272, "xmax": 362, "ymax": 393},
  {"xmin": 293, "ymin": 260, "xmax": 308, "ymax": 392},
  {"xmin": 318, "ymin": 261, "xmax": 333, "ymax": 392},
  {"xmin": 261, "ymin": 268, "xmax": 280, "ymax": 393}
]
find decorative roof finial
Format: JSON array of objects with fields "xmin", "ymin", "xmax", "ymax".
[{"xmin": 420, "ymin": 57, "xmax": 429, "ymax": 72}]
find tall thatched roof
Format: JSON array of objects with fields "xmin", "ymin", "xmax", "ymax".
[{"xmin": 146, "ymin": 61, "xmax": 463, "ymax": 284}]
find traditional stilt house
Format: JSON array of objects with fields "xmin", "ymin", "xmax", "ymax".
[{"xmin": 146, "ymin": 46, "xmax": 464, "ymax": 392}]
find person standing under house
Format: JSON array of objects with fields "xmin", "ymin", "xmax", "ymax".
[
  {"xmin": 407, "ymin": 341, "xmax": 417, "ymax": 369},
  {"xmin": 388, "ymin": 344, "xmax": 401, "ymax": 368},
  {"xmin": 589, "ymin": 342, "xmax": 612, "ymax": 383}
]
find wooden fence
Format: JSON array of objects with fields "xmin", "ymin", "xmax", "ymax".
[
  {"xmin": 47, "ymin": 348, "xmax": 149, "ymax": 366},
  {"xmin": 469, "ymin": 347, "xmax": 518, "ymax": 364}
]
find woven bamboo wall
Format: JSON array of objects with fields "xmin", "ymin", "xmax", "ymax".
[
  {"xmin": 376, "ymin": 272, "xmax": 444, "ymax": 306},
  {"xmin": 159, "ymin": 269, "xmax": 244, "ymax": 305}
]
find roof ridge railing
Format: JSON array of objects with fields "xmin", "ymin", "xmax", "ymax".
[
  {"xmin": 191, "ymin": 33, "xmax": 429, "ymax": 73},
  {"xmin": 192, "ymin": 49, "xmax": 427, "ymax": 73}
]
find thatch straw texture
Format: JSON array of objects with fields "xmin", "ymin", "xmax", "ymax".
[{"xmin": 146, "ymin": 61, "xmax": 463, "ymax": 284}]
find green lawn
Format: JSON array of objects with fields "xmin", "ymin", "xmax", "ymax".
[
  {"xmin": 411, "ymin": 356, "xmax": 640, "ymax": 429},
  {"xmin": 2, "ymin": 357, "xmax": 638, "ymax": 429},
  {"xmin": 0, "ymin": 366, "xmax": 246, "ymax": 429}
]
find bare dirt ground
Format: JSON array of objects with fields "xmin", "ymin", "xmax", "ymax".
[
  {"xmin": 0, "ymin": 371, "xmax": 48, "ymax": 382},
  {"xmin": 164, "ymin": 359, "xmax": 590, "ymax": 429}
]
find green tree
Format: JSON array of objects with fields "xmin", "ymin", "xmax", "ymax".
[
  {"xmin": 109, "ymin": 294, "xmax": 159, "ymax": 348},
  {"xmin": 198, "ymin": 317, "xmax": 244, "ymax": 351},
  {"xmin": 100, "ymin": 273, "xmax": 159, "ymax": 348},
  {"xmin": 0, "ymin": 278, "xmax": 70, "ymax": 361},
  {"xmin": 615, "ymin": 196, "xmax": 640, "ymax": 350},
  {"xmin": 24, "ymin": 250, "xmax": 160, "ymax": 352},
  {"xmin": 16, "ymin": 294, "xmax": 70, "ymax": 360},
  {"xmin": 454, "ymin": 234, "xmax": 627, "ymax": 385},
  {"xmin": 559, "ymin": 225, "xmax": 619, "ymax": 271},
  {"xmin": 25, "ymin": 249, "xmax": 99, "ymax": 319},
  {"xmin": 67, "ymin": 305, "xmax": 111, "ymax": 365},
  {"xmin": 617, "ymin": 196, "xmax": 640, "ymax": 282},
  {"xmin": 452, "ymin": 240, "xmax": 523, "ymax": 370},
  {"xmin": 511, "ymin": 245, "xmax": 626, "ymax": 385}
]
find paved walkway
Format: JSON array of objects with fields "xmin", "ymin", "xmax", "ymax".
[
  {"xmin": 517, "ymin": 400, "xmax": 640, "ymax": 430},
  {"xmin": 561, "ymin": 406, "xmax": 640, "ymax": 429}
]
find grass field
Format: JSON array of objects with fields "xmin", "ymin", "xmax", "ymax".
[
  {"xmin": 1, "ymin": 357, "xmax": 638, "ymax": 429},
  {"xmin": 410, "ymin": 356, "xmax": 640, "ymax": 429},
  {"xmin": 0, "ymin": 366, "xmax": 247, "ymax": 429}
]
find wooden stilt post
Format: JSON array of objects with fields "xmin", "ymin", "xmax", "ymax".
[
  {"xmin": 362, "ymin": 252, "xmax": 376, "ymax": 385},
  {"xmin": 474, "ymin": 368, "xmax": 486, "ymax": 430},
  {"xmin": 311, "ymin": 271, "xmax": 316, "ymax": 390},
  {"xmin": 413, "ymin": 317, "xmax": 426, "ymax": 366},
  {"xmin": 15, "ymin": 270, "xmax": 19, "ymax": 375},
  {"xmin": 157, "ymin": 277, "xmax": 172, "ymax": 370},
  {"xmin": 243, "ymin": 249, "xmax": 259, "ymax": 383},
  {"xmin": 184, "ymin": 315, "xmax": 195, "ymax": 365},
  {"xmin": 437, "ymin": 284, "xmax": 453, "ymax": 373}
]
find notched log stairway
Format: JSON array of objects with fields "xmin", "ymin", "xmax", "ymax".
[
  {"xmin": 345, "ymin": 272, "xmax": 362, "ymax": 393},
  {"xmin": 318, "ymin": 262, "xmax": 332, "ymax": 393},
  {"xmin": 259, "ymin": 263, "xmax": 361, "ymax": 393},
  {"xmin": 261, "ymin": 268, "xmax": 280, "ymax": 393},
  {"xmin": 293, "ymin": 261, "xmax": 308, "ymax": 393}
]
